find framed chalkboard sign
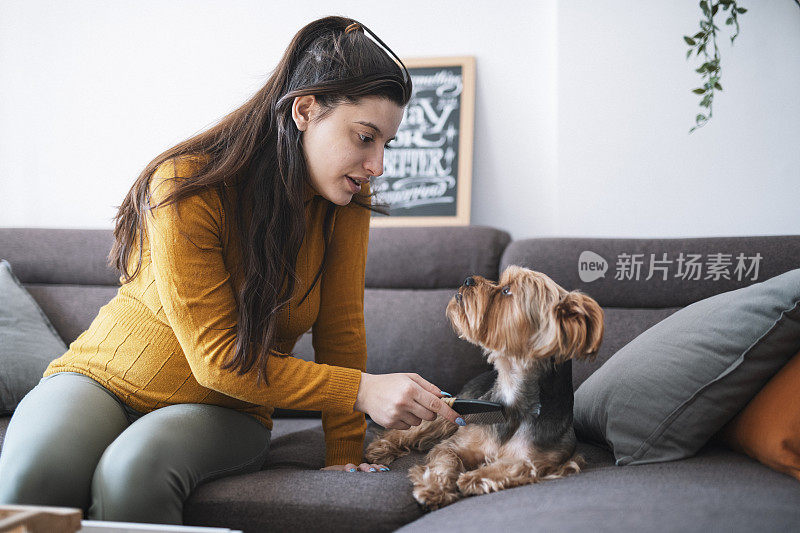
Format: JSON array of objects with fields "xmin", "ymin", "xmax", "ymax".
[{"xmin": 370, "ymin": 56, "xmax": 475, "ymax": 226}]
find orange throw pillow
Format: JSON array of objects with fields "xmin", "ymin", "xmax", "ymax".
[{"xmin": 717, "ymin": 349, "xmax": 800, "ymax": 481}]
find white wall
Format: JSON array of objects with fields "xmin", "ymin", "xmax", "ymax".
[
  {"xmin": 557, "ymin": 0, "xmax": 800, "ymax": 238},
  {"xmin": 1, "ymin": 0, "xmax": 797, "ymax": 239}
]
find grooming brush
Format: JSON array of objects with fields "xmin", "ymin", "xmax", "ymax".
[
  {"xmin": 442, "ymin": 397, "xmax": 542, "ymax": 425},
  {"xmin": 443, "ymin": 398, "xmax": 506, "ymax": 425}
]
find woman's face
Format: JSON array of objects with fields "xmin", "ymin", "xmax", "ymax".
[{"xmin": 292, "ymin": 95, "xmax": 405, "ymax": 206}]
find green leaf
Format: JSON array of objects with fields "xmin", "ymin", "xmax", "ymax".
[
  {"xmin": 696, "ymin": 114, "xmax": 707, "ymax": 121},
  {"xmin": 692, "ymin": 88, "xmax": 706, "ymax": 94},
  {"xmin": 684, "ymin": 36, "xmax": 697, "ymax": 45},
  {"xmin": 714, "ymin": 82, "xmax": 723, "ymax": 90},
  {"xmin": 712, "ymin": 4, "xmax": 718, "ymax": 15},
  {"xmin": 686, "ymin": 48, "xmax": 693, "ymax": 59},
  {"xmin": 694, "ymin": 31, "xmax": 705, "ymax": 38},
  {"xmin": 736, "ymin": 7, "xmax": 747, "ymax": 13},
  {"xmin": 726, "ymin": 17, "xmax": 733, "ymax": 24}
]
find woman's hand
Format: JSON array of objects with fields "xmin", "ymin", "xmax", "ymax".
[
  {"xmin": 353, "ymin": 372, "xmax": 465, "ymax": 430},
  {"xmin": 320, "ymin": 462, "xmax": 391, "ymax": 472}
]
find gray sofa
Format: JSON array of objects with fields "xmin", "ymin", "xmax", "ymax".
[{"xmin": 1, "ymin": 226, "xmax": 799, "ymax": 532}]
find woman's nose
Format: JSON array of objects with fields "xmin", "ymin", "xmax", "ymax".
[{"xmin": 365, "ymin": 148, "xmax": 384, "ymax": 177}]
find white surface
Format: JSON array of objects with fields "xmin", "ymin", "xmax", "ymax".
[
  {"xmin": 79, "ymin": 520, "xmax": 240, "ymax": 533},
  {"xmin": 1, "ymin": 0, "xmax": 798, "ymax": 239}
]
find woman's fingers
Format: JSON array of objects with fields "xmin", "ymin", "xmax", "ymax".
[
  {"xmin": 403, "ymin": 374, "xmax": 462, "ymax": 426},
  {"xmin": 400, "ymin": 411, "xmax": 423, "ymax": 427},
  {"xmin": 392, "ymin": 420, "xmax": 411, "ymax": 430},
  {"xmin": 360, "ymin": 372, "xmax": 461, "ymax": 430},
  {"xmin": 410, "ymin": 382, "xmax": 464, "ymax": 427},
  {"xmin": 407, "ymin": 398, "xmax": 438, "ymax": 422},
  {"xmin": 348, "ymin": 463, "xmax": 391, "ymax": 473},
  {"xmin": 320, "ymin": 463, "xmax": 392, "ymax": 472}
]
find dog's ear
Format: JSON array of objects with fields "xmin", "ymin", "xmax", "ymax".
[{"xmin": 555, "ymin": 291, "xmax": 604, "ymax": 361}]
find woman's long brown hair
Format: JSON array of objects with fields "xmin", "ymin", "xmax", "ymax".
[{"xmin": 108, "ymin": 16, "xmax": 412, "ymax": 385}]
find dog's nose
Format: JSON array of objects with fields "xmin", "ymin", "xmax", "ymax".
[{"xmin": 464, "ymin": 277, "xmax": 476, "ymax": 287}]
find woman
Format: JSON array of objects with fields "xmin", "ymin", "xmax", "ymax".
[{"xmin": 0, "ymin": 16, "xmax": 464, "ymax": 525}]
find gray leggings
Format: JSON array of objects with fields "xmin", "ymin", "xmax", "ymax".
[{"xmin": 0, "ymin": 372, "xmax": 271, "ymax": 525}]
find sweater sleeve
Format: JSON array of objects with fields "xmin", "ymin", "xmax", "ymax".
[
  {"xmin": 312, "ymin": 190, "xmax": 371, "ymax": 466},
  {"xmin": 144, "ymin": 159, "xmax": 363, "ymax": 414}
]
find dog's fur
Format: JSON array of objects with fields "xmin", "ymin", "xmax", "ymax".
[{"xmin": 365, "ymin": 265, "xmax": 604, "ymax": 509}]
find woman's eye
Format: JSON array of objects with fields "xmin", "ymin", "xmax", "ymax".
[
  {"xmin": 502, "ymin": 286, "xmax": 511, "ymax": 295},
  {"xmin": 358, "ymin": 133, "xmax": 373, "ymax": 143}
]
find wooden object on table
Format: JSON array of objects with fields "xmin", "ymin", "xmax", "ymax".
[{"xmin": 0, "ymin": 504, "xmax": 82, "ymax": 533}]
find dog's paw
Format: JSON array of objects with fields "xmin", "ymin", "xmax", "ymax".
[
  {"xmin": 409, "ymin": 465, "xmax": 461, "ymax": 510},
  {"xmin": 365, "ymin": 437, "xmax": 407, "ymax": 464},
  {"xmin": 458, "ymin": 461, "xmax": 540, "ymax": 494},
  {"xmin": 456, "ymin": 469, "xmax": 500, "ymax": 495},
  {"xmin": 539, "ymin": 455, "xmax": 584, "ymax": 480}
]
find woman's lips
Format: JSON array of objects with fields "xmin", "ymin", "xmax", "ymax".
[{"xmin": 346, "ymin": 175, "xmax": 362, "ymax": 193}]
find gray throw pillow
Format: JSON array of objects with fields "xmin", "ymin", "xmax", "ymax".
[
  {"xmin": 0, "ymin": 259, "xmax": 67, "ymax": 414},
  {"xmin": 574, "ymin": 268, "xmax": 800, "ymax": 466}
]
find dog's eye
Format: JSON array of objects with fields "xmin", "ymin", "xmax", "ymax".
[{"xmin": 502, "ymin": 286, "xmax": 511, "ymax": 295}]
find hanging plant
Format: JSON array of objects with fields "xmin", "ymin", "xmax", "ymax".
[{"xmin": 684, "ymin": 0, "xmax": 747, "ymax": 133}]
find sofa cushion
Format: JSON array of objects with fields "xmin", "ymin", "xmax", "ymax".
[
  {"xmin": 571, "ymin": 307, "xmax": 680, "ymax": 390},
  {"xmin": 395, "ymin": 442, "xmax": 800, "ymax": 533},
  {"xmin": 717, "ymin": 348, "xmax": 800, "ymax": 481},
  {"xmin": 290, "ymin": 289, "xmax": 492, "ymax": 396},
  {"xmin": 0, "ymin": 228, "xmax": 118, "ymax": 286},
  {"xmin": 23, "ymin": 285, "xmax": 119, "ymax": 346},
  {"xmin": 184, "ymin": 419, "xmax": 428, "ymax": 532},
  {"xmin": 0, "ymin": 260, "xmax": 68, "ymax": 414},
  {"xmin": 367, "ymin": 226, "xmax": 511, "ymax": 289},
  {"xmin": 574, "ymin": 268, "xmax": 800, "ymax": 466},
  {"xmin": 185, "ymin": 420, "xmax": 612, "ymax": 533}
]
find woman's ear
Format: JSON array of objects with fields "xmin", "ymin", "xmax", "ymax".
[
  {"xmin": 291, "ymin": 95, "xmax": 317, "ymax": 132},
  {"xmin": 555, "ymin": 291, "xmax": 604, "ymax": 361}
]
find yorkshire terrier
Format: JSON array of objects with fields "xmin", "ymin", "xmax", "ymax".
[{"xmin": 365, "ymin": 265, "xmax": 604, "ymax": 510}]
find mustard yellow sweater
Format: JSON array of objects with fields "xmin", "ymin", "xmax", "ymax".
[{"xmin": 44, "ymin": 155, "xmax": 369, "ymax": 466}]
